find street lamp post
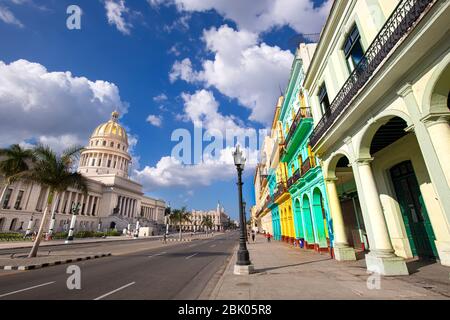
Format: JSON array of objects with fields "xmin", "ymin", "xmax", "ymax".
[
  {"xmin": 233, "ymin": 145, "xmax": 254, "ymax": 275},
  {"xmin": 65, "ymin": 202, "xmax": 80, "ymax": 244}
]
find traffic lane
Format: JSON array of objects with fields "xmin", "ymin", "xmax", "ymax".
[
  {"xmin": 99, "ymin": 232, "xmax": 238, "ymax": 300},
  {"xmin": 0, "ymin": 239, "xmax": 202, "ymax": 300},
  {"xmin": 0, "ymin": 233, "xmax": 237, "ymax": 300}
]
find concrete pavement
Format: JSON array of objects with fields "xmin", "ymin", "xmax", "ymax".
[
  {"xmin": 0, "ymin": 232, "xmax": 237, "ymax": 300},
  {"xmin": 211, "ymin": 235, "xmax": 450, "ymax": 300}
]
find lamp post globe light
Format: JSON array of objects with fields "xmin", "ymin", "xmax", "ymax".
[{"xmin": 232, "ymin": 145, "xmax": 254, "ymax": 275}]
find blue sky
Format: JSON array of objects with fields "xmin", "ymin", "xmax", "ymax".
[{"xmin": 0, "ymin": 0, "xmax": 330, "ymax": 220}]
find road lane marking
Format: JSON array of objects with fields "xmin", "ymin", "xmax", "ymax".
[
  {"xmin": 94, "ymin": 282, "xmax": 136, "ymax": 300},
  {"xmin": 185, "ymin": 253, "xmax": 198, "ymax": 260},
  {"xmin": 210, "ymin": 244, "xmax": 216, "ymax": 248},
  {"xmin": 148, "ymin": 252, "xmax": 166, "ymax": 258},
  {"xmin": 0, "ymin": 281, "xmax": 56, "ymax": 298}
]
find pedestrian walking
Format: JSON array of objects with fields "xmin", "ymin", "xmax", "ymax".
[
  {"xmin": 163, "ymin": 233, "xmax": 167, "ymax": 244},
  {"xmin": 267, "ymin": 233, "xmax": 272, "ymax": 243},
  {"xmin": 251, "ymin": 230, "xmax": 256, "ymax": 242}
]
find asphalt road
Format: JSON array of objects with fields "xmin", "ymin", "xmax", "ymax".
[{"xmin": 0, "ymin": 232, "xmax": 238, "ymax": 300}]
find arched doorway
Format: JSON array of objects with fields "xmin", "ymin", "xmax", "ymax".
[
  {"xmin": 312, "ymin": 188, "xmax": 328, "ymax": 249},
  {"xmin": 390, "ymin": 161, "xmax": 438, "ymax": 259},
  {"xmin": 301, "ymin": 195, "xmax": 315, "ymax": 247},
  {"xmin": 358, "ymin": 113, "xmax": 444, "ymax": 265},
  {"xmin": 293, "ymin": 198, "xmax": 304, "ymax": 239},
  {"xmin": 327, "ymin": 154, "xmax": 368, "ymax": 253}
]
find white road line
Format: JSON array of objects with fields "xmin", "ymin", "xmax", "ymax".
[
  {"xmin": 210, "ymin": 244, "xmax": 216, "ymax": 248},
  {"xmin": 148, "ymin": 252, "xmax": 166, "ymax": 258},
  {"xmin": 185, "ymin": 253, "xmax": 198, "ymax": 260},
  {"xmin": 0, "ymin": 281, "xmax": 56, "ymax": 298},
  {"xmin": 94, "ymin": 282, "xmax": 136, "ymax": 300}
]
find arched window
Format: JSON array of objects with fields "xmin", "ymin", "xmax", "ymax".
[
  {"xmin": 103, "ymin": 141, "xmax": 107, "ymax": 146},
  {"xmin": 110, "ymin": 142, "xmax": 114, "ymax": 147}
]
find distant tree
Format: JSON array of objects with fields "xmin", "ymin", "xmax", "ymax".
[
  {"xmin": 169, "ymin": 206, "xmax": 192, "ymax": 240},
  {"xmin": 201, "ymin": 215, "xmax": 214, "ymax": 233}
]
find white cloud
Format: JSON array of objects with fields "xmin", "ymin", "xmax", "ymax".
[
  {"xmin": 0, "ymin": 5, "xmax": 23, "ymax": 27},
  {"xmin": 180, "ymin": 89, "xmax": 243, "ymax": 133},
  {"xmin": 149, "ymin": 0, "xmax": 331, "ymax": 34},
  {"xmin": 169, "ymin": 58, "xmax": 197, "ymax": 83},
  {"xmin": 170, "ymin": 25, "xmax": 294, "ymax": 124},
  {"xmin": 153, "ymin": 93, "xmax": 168, "ymax": 102},
  {"xmin": 146, "ymin": 114, "xmax": 163, "ymax": 127},
  {"xmin": 104, "ymin": 0, "xmax": 132, "ymax": 35},
  {"xmin": 134, "ymin": 146, "xmax": 256, "ymax": 190},
  {"xmin": 0, "ymin": 59, "xmax": 128, "ymax": 152}
]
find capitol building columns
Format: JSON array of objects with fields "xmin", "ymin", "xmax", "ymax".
[{"xmin": 0, "ymin": 111, "xmax": 167, "ymax": 235}]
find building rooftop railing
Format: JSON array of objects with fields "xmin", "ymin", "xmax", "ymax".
[{"xmin": 310, "ymin": 0, "xmax": 434, "ymax": 146}]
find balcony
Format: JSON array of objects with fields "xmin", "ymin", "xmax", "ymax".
[
  {"xmin": 287, "ymin": 169, "xmax": 301, "ymax": 188},
  {"xmin": 281, "ymin": 108, "xmax": 313, "ymax": 162},
  {"xmin": 301, "ymin": 157, "xmax": 315, "ymax": 176},
  {"xmin": 273, "ymin": 183, "xmax": 288, "ymax": 201},
  {"xmin": 286, "ymin": 157, "xmax": 316, "ymax": 189},
  {"xmin": 310, "ymin": 0, "xmax": 434, "ymax": 146}
]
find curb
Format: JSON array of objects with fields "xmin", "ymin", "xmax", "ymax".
[{"xmin": 0, "ymin": 253, "xmax": 112, "ymax": 271}]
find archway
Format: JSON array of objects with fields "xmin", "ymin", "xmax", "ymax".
[
  {"xmin": 293, "ymin": 198, "xmax": 304, "ymax": 239},
  {"xmin": 301, "ymin": 194, "xmax": 315, "ymax": 248},
  {"xmin": 328, "ymin": 154, "xmax": 368, "ymax": 252},
  {"xmin": 360, "ymin": 114, "xmax": 440, "ymax": 261},
  {"xmin": 312, "ymin": 188, "xmax": 328, "ymax": 249}
]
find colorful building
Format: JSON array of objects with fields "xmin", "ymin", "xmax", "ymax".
[
  {"xmin": 304, "ymin": 0, "xmax": 450, "ymax": 274},
  {"xmin": 278, "ymin": 43, "xmax": 333, "ymax": 252}
]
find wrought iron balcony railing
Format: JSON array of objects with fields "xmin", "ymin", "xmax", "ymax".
[
  {"xmin": 287, "ymin": 169, "xmax": 301, "ymax": 188},
  {"xmin": 310, "ymin": 0, "xmax": 434, "ymax": 146},
  {"xmin": 273, "ymin": 183, "xmax": 288, "ymax": 201},
  {"xmin": 301, "ymin": 157, "xmax": 314, "ymax": 176},
  {"xmin": 285, "ymin": 107, "xmax": 312, "ymax": 147}
]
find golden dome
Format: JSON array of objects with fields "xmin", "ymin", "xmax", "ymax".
[{"xmin": 91, "ymin": 111, "xmax": 128, "ymax": 144}]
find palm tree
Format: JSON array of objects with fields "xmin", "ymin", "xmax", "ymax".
[
  {"xmin": 0, "ymin": 144, "xmax": 35, "ymax": 208},
  {"xmin": 169, "ymin": 207, "xmax": 192, "ymax": 240},
  {"xmin": 22, "ymin": 145, "xmax": 88, "ymax": 258},
  {"xmin": 201, "ymin": 215, "xmax": 214, "ymax": 234}
]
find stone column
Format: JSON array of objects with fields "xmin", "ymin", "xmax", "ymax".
[
  {"xmin": 424, "ymin": 115, "xmax": 450, "ymax": 187},
  {"xmin": 325, "ymin": 177, "xmax": 356, "ymax": 261},
  {"xmin": 88, "ymin": 195, "xmax": 95, "ymax": 216},
  {"xmin": 355, "ymin": 158, "xmax": 408, "ymax": 275},
  {"xmin": 57, "ymin": 191, "xmax": 66, "ymax": 213}
]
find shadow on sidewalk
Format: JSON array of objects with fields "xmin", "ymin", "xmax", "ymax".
[
  {"xmin": 405, "ymin": 258, "xmax": 438, "ymax": 275},
  {"xmin": 253, "ymin": 257, "xmax": 333, "ymax": 274}
]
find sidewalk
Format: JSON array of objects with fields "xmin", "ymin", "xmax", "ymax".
[{"xmin": 211, "ymin": 235, "xmax": 450, "ymax": 300}]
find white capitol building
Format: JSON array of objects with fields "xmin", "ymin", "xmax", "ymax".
[{"xmin": 0, "ymin": 111, "xmax": 166, "ymax": 234}]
